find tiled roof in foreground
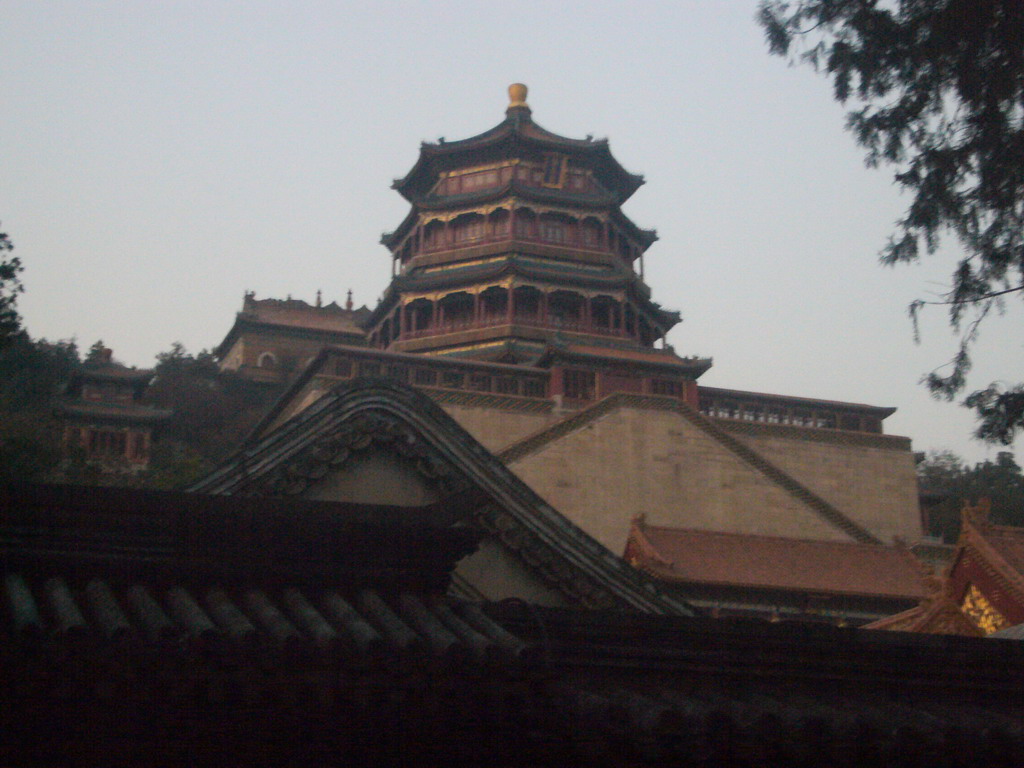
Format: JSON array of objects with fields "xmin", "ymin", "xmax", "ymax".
[
  {"xmin": 3, "ymin": 484, "xmax": 1024, "ymax": 765},
  {"xmin": 1, "ymin": 573, "xmax": 526, "ymax": 665}
]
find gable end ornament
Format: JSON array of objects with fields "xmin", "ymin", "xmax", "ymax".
[{"xmin": 255, "ymin": 412, "xmax": 465, "ymax": 498}]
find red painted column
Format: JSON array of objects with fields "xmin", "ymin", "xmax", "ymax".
[
  {"xmin": 550, "ymin": 366, "xmax": 564, "ymax": 397},
  {"xmin": 684, "ymin": 380, "xmax": 699, "ymax": 408}
]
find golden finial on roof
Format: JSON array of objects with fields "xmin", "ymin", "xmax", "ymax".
[{"xmin": 508, "ymin": 83, "xmax": 528, "ymax": 108}]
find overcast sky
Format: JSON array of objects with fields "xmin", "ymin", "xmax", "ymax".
[{"xmin": 3, "ymin": 1, "xmax": 1021, "ymax": 464}]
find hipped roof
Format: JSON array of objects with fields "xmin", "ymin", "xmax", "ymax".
[{"xmin": 627, "ymin": 518, "xmax": 927, "ymax": 600}]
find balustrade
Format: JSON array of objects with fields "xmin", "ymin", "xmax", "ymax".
[
  {"xmin": 416, "ymin": 228, "xmax": 619, "ymax": 258},
  {"xmin": 397, "ymin": 311, "xmax": 629, "ymax": 340}
]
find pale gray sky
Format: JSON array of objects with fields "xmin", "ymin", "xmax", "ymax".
[{"xmin": 3, "ymin": 1, "xmax": 1021, "ymax": 463}]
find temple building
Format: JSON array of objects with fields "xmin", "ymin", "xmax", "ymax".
[
  {"xmin": 56, "ymin": 348, "xmax": 171, "ymax": 472},
  {"xmin": 216, "ymin": 290, "xmax": 370, "ymax": 384},
  {"xmin": 211, "ymin": 85, "xmax": 925, "ymax": 618}
]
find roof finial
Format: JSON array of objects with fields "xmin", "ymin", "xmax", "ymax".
[
  {"xmin": 508, "ymin": 83, "xmax": 528, "ymax": 107},
  {"xmin": 346, "ymin": 289, "xmax": 353, "ymax": 311},
  {"xmin": 316, "ymin": 289, "xmax": 322, "ymax": 308},
  {"xmin": 507, "ymin": 83, "xmax": 529, "ymax": 111}
]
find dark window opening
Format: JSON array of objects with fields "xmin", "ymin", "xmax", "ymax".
[
  {"xmin": 523, "ymin": 380, "xmax": 546, "ymax": 398},
  {"xmin": 496, "ymin": 377, "xmax": 519, "ymax": 395},
  {"xmin": 563, "ymin": 369, "xmax": 596, "ymax": 400},
  {"xmin": 413, "ymin": 368, "xmax": 437, "ymax": 386},
  {"xmin": 441, "ymin": 371, "xmax": 464, "ymax": 389},
  {"xmin": 651, "ymin": 379, "xmax": 683, "ymax": 398},
  {"xmin": 88, "ymin": 429, "xmax": 127, "ymax": 458},
  {"xmin": 542, "ymin": 154, "xmax": 566, "ymax": 187}
]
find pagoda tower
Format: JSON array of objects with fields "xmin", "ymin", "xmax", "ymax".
[{"xmin": 367, "ymin": 84, "xmax": 709, "ymax": 398}]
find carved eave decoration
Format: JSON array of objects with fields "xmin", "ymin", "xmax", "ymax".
[
  {"xmin": 252, "ymin": 411, "xmax": 465, "ymax": 499},
  {"xmin": 191, "ymin": 379, "xmax": 695, "ymax": 616}
]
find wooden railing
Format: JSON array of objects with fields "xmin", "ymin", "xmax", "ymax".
[{"xmin": 400, "ymin": 313, "xmax": 629, "ymax": 340}]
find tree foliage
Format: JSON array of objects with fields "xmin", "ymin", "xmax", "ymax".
[
  {"xmin": 84, "ymin": 339, "xmax": 110, "ymax": 364},
  {"xmin": 758, "ymin": 0, "xmax": 1024, "ymax": 443},
  {"xmin": 0, "ymin": 334, "xmax": 80, "ymax": 482},
  {"xmin": 142, "ymin": 343, "xmax": 283, "ymax": 487},
  {"xmin": 917, "ymin": 449, "xmax": 1024, "ymax": 541},
  {"xmin": 0, "ymin": 224, "xmax": 23, "ymax": 347}
]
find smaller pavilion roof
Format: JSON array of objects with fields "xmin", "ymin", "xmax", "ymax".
[
  {"xmin": 65, "ymin": 353, "xmax": 155, "ymax": 400},
  {"xmin": 240, "ymin": 294, "xmax": 370, "ymax": 333},
  {"xmin": 214, "ymin": 293, "xmax": 370, "ymax": 358},
  {"xmin": 625, "ymin": 517, "xmax": 927, "ymax": 600}
]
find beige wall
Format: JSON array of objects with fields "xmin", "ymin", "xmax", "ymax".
[
  {"xmin": 439, "ymin": 403, "xmax": 558, "ymax": 453},
  {"xmin": 723, "ymin": 426, "xmax": 922, "ymax": 544},
  {"xmin": 303, "ymin": 450, "xmax": 442, "ymax": 507},
  {"xmin": 506, "ymin": 406, "xmax": 859, "ymax": 555}
]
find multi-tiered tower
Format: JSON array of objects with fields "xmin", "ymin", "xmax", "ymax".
[{"xmin": 367, "ymin": 84, "xmax": 710, "ymax": 402}]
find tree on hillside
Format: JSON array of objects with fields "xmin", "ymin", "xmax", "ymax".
[
  {"xmin": 758, "ymin": 1, "xmax": 1024, "ymax": 443},
  {"xmin": 917, "ymin": 449, "xmax": 1024, "ymax": 541},
  {"xmin": 84, "ymin": 339, "xmax": 111, "ymax": 364},
  {"xmin": 0, "ymin": 335, "xmax": 80, "ymax": 482},
  {"xmin": 0, "ymin": 223, "xmax": 23, "ymax": 347},
  {"xmin": 0, "ymin": 222, "xmax": 83, "ymax": 481},
  {"xmin": 142, "ymin": 343, "xmax": 284, "ymax": 487}
]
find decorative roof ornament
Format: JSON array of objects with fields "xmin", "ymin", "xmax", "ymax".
[{"xmin": 507, "ymin": 83, "xmax": 530, "ymax": 115}]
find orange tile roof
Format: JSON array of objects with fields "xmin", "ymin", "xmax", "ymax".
[
  {"xmin": 626, "ymin": 520, "xmax": 926, "ymax": 600},
  {"xmin": 982, "ymin": 524, "xmax": 1024, "ymax": 575},
  {"xmin": 960, "ymin": 506, "xmax": 1024, "ymax": 602}
]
